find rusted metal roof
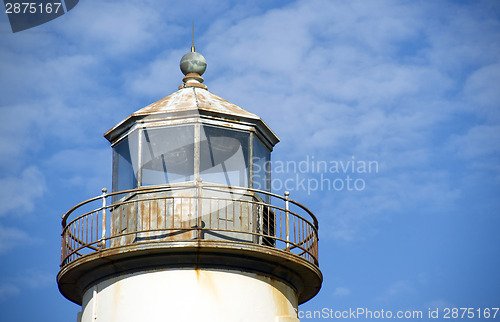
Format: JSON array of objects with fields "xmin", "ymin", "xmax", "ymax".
[
  {"xmin": 133, "ymin": 87, "xmax": 260, "ymax": 120},
  {"xmin": 104, "ymin": 86, "xmax": 280, "ymax": 148}
]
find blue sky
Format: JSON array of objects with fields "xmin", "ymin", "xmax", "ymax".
[{"xmin": 1, "ymin": 0, "xmax": 499, "ymax": 321}]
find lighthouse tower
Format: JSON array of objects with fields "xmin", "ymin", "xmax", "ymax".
[{"xmin": 57, "ymin": 48, "xmax": 322, "ymax": 322}]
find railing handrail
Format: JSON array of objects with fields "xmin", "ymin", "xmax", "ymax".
[
  {"xmin": 62, "ymin": 182, "xmax": 319, "ymax": 229},
  {"xmin": 61, "ymin": 182, "xmax": 197, "ymax": 226}
]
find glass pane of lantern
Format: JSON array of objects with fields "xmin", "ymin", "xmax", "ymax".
[
  {"xmin": 199, "ymin": 125, "xmax": 250, "ymax": 187},
  {"xmin": 252, "ymin": 137, "xmax": 271, "ymax": 192},
  {"xmin": 140, "ymin": 125, "xmax": 195, "ymax": 185},
  {"xmin": 112, "ymin": 130, "xmax": 139, "ymax": 192}
]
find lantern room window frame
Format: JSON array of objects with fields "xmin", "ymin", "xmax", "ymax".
[{"xmin": 111, "ymin": 118, "xmax": 272, "ymax": 196}]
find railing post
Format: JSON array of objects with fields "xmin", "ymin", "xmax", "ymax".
[
  {"xmin": 284, "ymin": 191, "xmax": 290, "ymax": 250},
  {"xmin": 101, "ymin": 187, "xmax": 107, "ymax": 248},
  {"xmin": 196, "ymin": 177, "xmax": 203, "ymax": 240},
  {"xmin": 60, "ymin": 229, "xmax": 66, "ymax": 267}
]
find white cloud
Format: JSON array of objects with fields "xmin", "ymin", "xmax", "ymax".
[
  {"xmin": 423, "ymin": 2, "xmax": 500, "ymax": 73},
  {"xmin": 0, "ymin": 224, "xmax": 32, "ymax": 253},
  {"xmin": 0, "ymin": 167, "xmax": 45, "ymax": 216},
  {"xmin": 0, "ymin": 270, "xmax": 52, "ymax": 301},
  {"xmin": 0, "ymin": 104, "xmax": 44, "ymax": 170},
  {"xmin": 376, "ymin": 280, "xmax": 415, "ymax": 303},
  {"xmin": 45, "ymin": 148, "xmax": 111, "ymax": 194},
  {"xmin": 317, "ymin": 169, "xmax": 460, "ymax": 242},
  {"xmin": 16, "ymin": 270, "xmax": 53, "ymax": 289},
  {"xmin": 0, "ymin": 284, "xmax": 20, "ymax": 301},
  {"xmin": 463, "ymin": 63, "xmax": 500, "ymax": 118},
  {"xmin": 56, "ymin": 1, "xmax": 171, "ymax": 56},
  {"xmin": 333, "ymin": 287, "xmax": 351, "ymax": 298},
  {"xmin": 427, "ymin": 299, "xmax": 455, "ymax": 311},
  {"xmin": 449, "ymin": 125, "xmax": 500, "ymax": 160},
  {"xmin": 0, "ymin": 52, "xmax": 99, "ymax": 102},
  {"xmin": 127, "ymin": 48, "xmax": 187, "ymax": 97}
]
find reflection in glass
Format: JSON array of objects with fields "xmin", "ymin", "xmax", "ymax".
[
  {"xmin": 199, "ymin": 125, "xmax": 250, "ymax": 187},
  {"xmin": 141, "ymin": 126, "xmax": 194, "ymax": 185},
  {"xmin": 253, "ymin": 137, "xmax": 271, "ymax": 202},
  {"xmin": 112, "ymin": 131, "xmax": 139, "ymax": 192}
]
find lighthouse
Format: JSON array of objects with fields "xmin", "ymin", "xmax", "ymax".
[{"xmin": 57, "ymin": 47, "xmax": 322, "ymax": 322}]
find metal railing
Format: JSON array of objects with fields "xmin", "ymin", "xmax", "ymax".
[{"xmin": 60, "ymin": 181, "xmax": 319, "ymax": 268}]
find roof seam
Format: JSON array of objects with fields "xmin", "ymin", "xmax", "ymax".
[{"xmin": 192, "ymin": 87, "xmax": 200, "ymax": 109}]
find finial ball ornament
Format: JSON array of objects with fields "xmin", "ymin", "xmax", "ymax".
[{"xmin": 180, "ymin": 52, "xmax": 207, "ymax": 76}]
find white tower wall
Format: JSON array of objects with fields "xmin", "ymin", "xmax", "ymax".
[{"xmin": 79, "ymin": 269, "xmax": 300, "ymax": 322}]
